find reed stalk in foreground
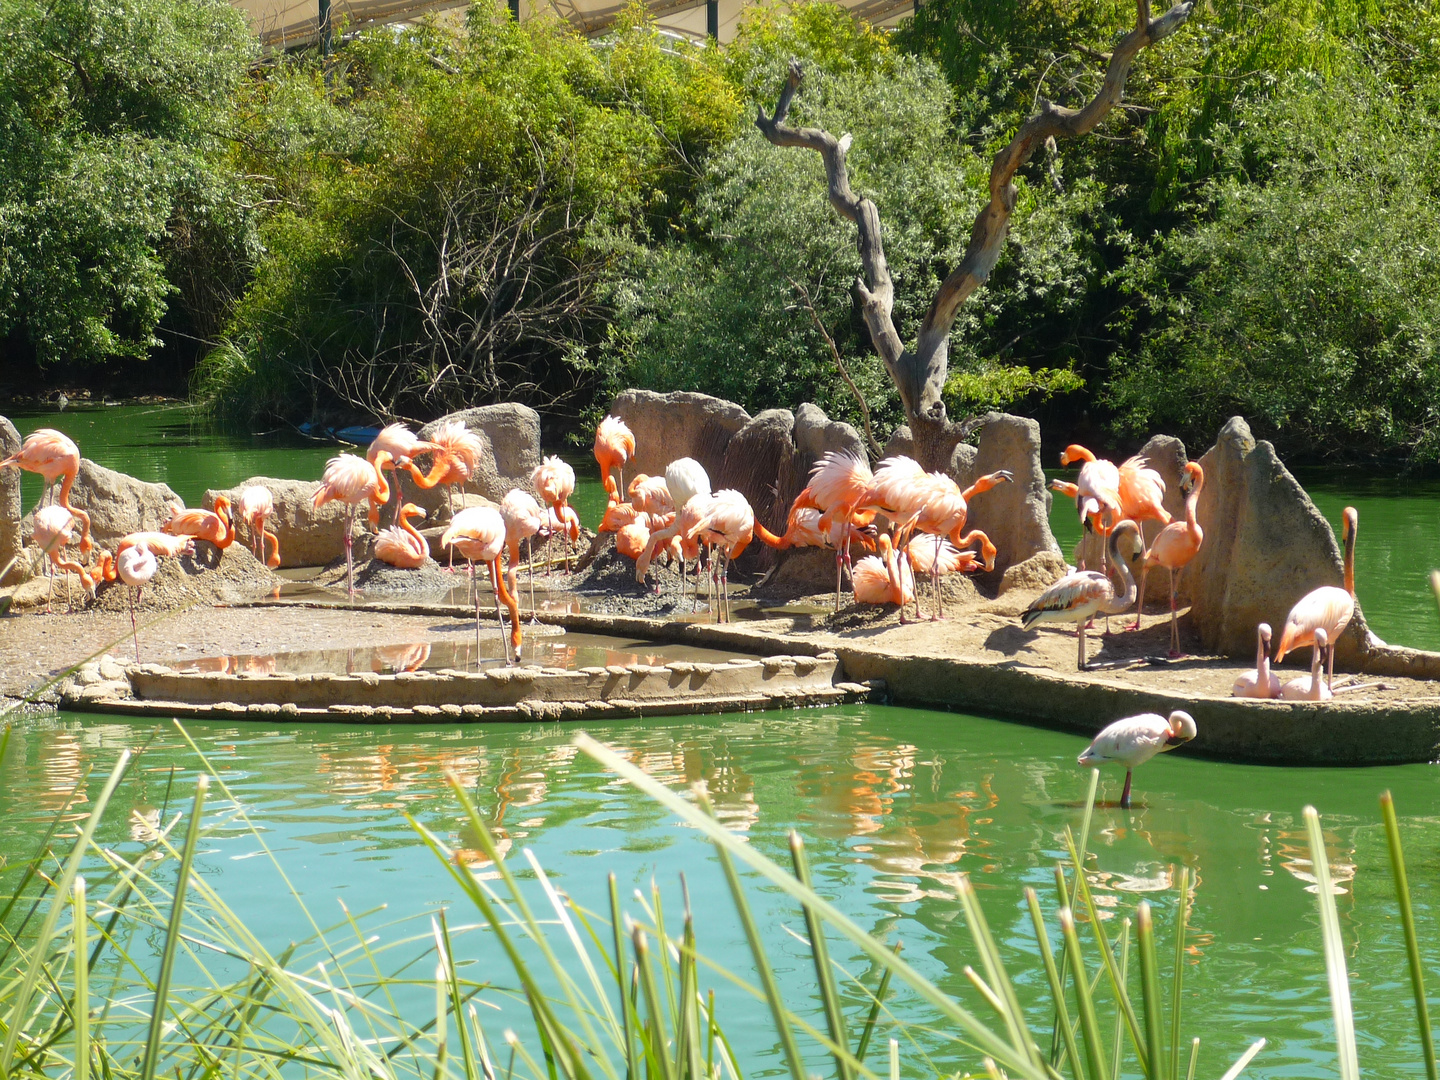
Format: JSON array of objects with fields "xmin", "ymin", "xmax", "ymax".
[{"xmin": 0, "ymin": 721, "xmax": 1434, "ymax": 1080}]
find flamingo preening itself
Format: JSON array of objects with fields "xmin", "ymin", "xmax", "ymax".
[
  {"xmin": 2, "ymin": 428, "xmax": 91, "ymax": 554},
  {"xmin": 594, "ymin": 416, "xmax": 636, "ymax": 503},
  {"xmin": 1274, "ymin": 506, "xmax": 1358, "ymax": 692},
  {"xmin": 851, "ymin": 534, "xmax": 914, "ymax": 609},
  {"xmin": 1020, "ymin": 519, "xmax": 1144, "ymax": 670},
  {"xmin": 313, "ymin": 452, "xmax": 392, "ymax": 599},
  {"xmin": 532, "ymin": 456, "xmax": 578, "ymax": 572},
  {"xmin": 373, "ymin": 504, "xmax": 429, "ymax": 569},
  {"xmin": 163, "ymin": 496, "xmax": 237, "ymax": 550},
  {"xmin": 635, "ymin": 457, "xmax": 710, "ymax": 590},
  {"xmin": 441, "ymin": 505, "xmax": 522, "ymax": 663},
  {"xmin": 367, "ymin": 423, "xmax": 441, "ymax": 522},
  {"xmin": 32, "ymin": 505, "xmax": 94, "ymax": 612},
  {"xmin": 1078, "ymin": 710, "xmax": 1196, "ymax": 809},
  {"xmin": 238, "ymin": 485, "xmax": 281, "ymax": 568},
  {"xmin": 103, "ymin": 532, "xmax": 195, "ymax": 662},
  {"xmin": 1134, "ymin": 461, "xmax": 1204, "ymax": 655},
  {"xmin": 687, "ymin": 489, "xmax": 756, "ymax": 623},
  {"xmin": 1232, "ymin": 623, "xmax": 1281, "ymax": 699}
]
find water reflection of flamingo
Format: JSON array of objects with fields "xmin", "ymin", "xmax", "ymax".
[{"xmin": 373, "ymin": 642, "xmax": 430, "ymax": 673}]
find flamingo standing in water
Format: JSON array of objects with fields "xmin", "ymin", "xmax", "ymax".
[
  {"xmin": 594, "ymin": 416, "xmax": 636, "ymax": 503},
  {"xmin": 1020, "ymin": 520, "xmax": 1144, "ymax": 670},
  {"xmin": 164, "ymin": 496, "xmax": 237, "ymax": 550},
  {"xmin": 1133, "ymin": 461, "xmax": 1204, "ymax": 655},
  {"xmin": 441, "ymin": 505, "xmax": 521, "ymax": 663},
  {"xmin": 1275, "ymin": 506, "xmax": 1358, "ymax": 692},
  {"xmin": 238, "ymin": 485, "xmax": 281, "ymax": 567},
  {"xmin": 373, "ymin": 504, "xmax": 429, "ymax": 568},
  {"xmin": 500, "ymin": 488, "xmax": 548, "ymax": 618},
  {"xmin": 2, "ymin": 428, "xmax": 90, "ymax": 554},
  {"xmin": 532, "ymin": 456, "xmax": 579, "ymax": 572},
  {"xmin": 1078, "ymin": 710, "xmax": 1196, "ymax": 809},
  {"xmin": 313, "ymin": 453, "xmax": 391, "ymax": 599},
  {"xmin": 1232, "ymin": 623, "xmax": 1281, "ymax": 699},
  {"xmin": 688, "ymin": 489, "xmax": 756, "ymax": 623}
]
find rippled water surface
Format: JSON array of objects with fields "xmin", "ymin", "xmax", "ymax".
[{"xmin": 4, "ymin": 706, "xmax": 1439, "ymax": 1079}]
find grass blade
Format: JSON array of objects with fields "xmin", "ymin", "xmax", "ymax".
[
  {"xmin": 73, "ymin": 877, "xmax": 89, "ymax": 1080},
  {"xmin": 1024, "ymin": 889, "xmax": 1085, "ymax": 1080},
  {"xmin": 632, "ymin": 925, "xmax": 679, "ymax": 1080},
  {"xmin": 1109, "ymin": 920, "xmax": 1130, "ymax": 1080},
  {"xmin": 1184, "ymin": 1038, "xmax": 1198, "ymax": 1080},
  {"xmin": 1380, "ymin": 791, "xmax": 1436, "ymax": 1080},
  {"xmin": 1169, "ymin": 868, "xmax": 1189, "ymax": 1080},
  {"xmin": 1, "ymin": 749, "xmax": 132, "ymax": 1073},
  {"xmin": 1136, "ymin": 904, "xmax": 1165, "ymax": 1080},
  {"xmin": 609, "ymin": 876, "xmax": 637, "ymax": 1080},
  {"xmin": 1217, "ymin": 1039, "xmax": 1264, "ymax": 1080},
  {"xmin": 788, "ymin": 832, "xmax": 854, "ymax": 1080},
  {"xmin": 1059, "ymin": 907, "xmax": 1106, "ymax": 1080},
  {"xmin": 854, "ymin": 961, "xmax": 894, "ymax": 1064},
  {"xmin": 140, "ymin": 774, "xmax": 209, "ymax": 1080},
  {"xmin": 1303, "ymin": 806, "xmax": 1357, "ymax": 1080}
]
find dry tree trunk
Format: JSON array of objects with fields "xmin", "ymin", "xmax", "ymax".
[{"xmin": 756, "ymin": 0, "xmax": 1194, "ymax": 469}]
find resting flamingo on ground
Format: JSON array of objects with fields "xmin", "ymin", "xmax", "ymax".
[
  {"xmin": 1133, "ymin": 461, "xmax": 1205, "ymax": 655},
  {"xmin": 1232, "ymin": 623, "xmax": 1281, "ymax": 699},
  {"xmin": 238, "ymin": 485, "xmax": 281, "ymax": 568},
  {"xmin": 1, "ymin": 428, "xmax": 90, "ymax": 553},
  {"xmin": 500, "ymin": 488, "xmax": 548, "ymax": 618},
  {"xmin": 1078, "ymin": 710, "xmax": 1196, "ymax": 809},
  {"xmin": 1274, "ymin": 506, "xmax": 1358, "ymax": 692},
  {"xmin": 1020, "ymin": 520, "xmax": 1144, "ymax": 670},
  {"xmin": 532, "ymin": 456, "xmax": 578, "ymax": 572},
  {"xmin": 594, "ymin": 416, "xmax": 636, "ymax": 503},
  {"xmin": 373, "ymin": 504, "xmax": 429, "ymax": 569},
  {"xmin": 441, "ymin": 505, "xmax": 521, "ymax": 663},
  {"xmin": 164, "ymin": 496, "xmax": 236, "ymax": 551},
  {"xmin": 1280, "ymin": 627, "xmax": 1332, "ymax": 701},
  {"xmin": 313, "ymin": 452, "xmax": 391, "ymax": 599},
  {"xmin": 852, "ymin": 534, "xmax": 914, "ymax": 609}
]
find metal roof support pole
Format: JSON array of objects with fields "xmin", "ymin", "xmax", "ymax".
[
  {"xmin": 318, "ymin": 0, "xmax": 332, "ymax": 56},
  {"xmin": 705, "ymin": 0, "xmax": 716, "ymax": 39},
  {"xmin": 508, "ymin": 0, "xmax": 519, "ymax": 19}
]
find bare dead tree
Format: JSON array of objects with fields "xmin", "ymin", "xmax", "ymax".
[{"xmin": 756, "ymin": 0, "xmax": 1194, "ymax": 469}]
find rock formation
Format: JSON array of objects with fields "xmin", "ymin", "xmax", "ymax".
[
  {"xmin": 950, "ymin": 412, "xmax": 1062, "ymax": 580},
  {"xmin": 0, "ymin": 417, "xmax": 21, "ymax": 585},
  {"xmin": 608, "ymin": 390, "xmax": 750, "ymax": 482},
  {"xmin": 205, "ymin": 477, "xmax": 353, "ymax": 568},
  {"xmin": 67, "ymin": 459, "xmax": 181, "ymax": 547}
]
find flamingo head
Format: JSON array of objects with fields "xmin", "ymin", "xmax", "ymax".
[
  {"xmin": 1165, "ymin": 710, "xmax": 1197, "ymax": 746},
  {"xmin": 1179, "ymin": 461, "xmax": 1204, "ymax": 496},
  {"xmin": 1108, "ymin": 519, "xmax": 1144, "ymax": 563},
  {"xmin": 1258, "ymin": 622, "xmax": 1273, "ymax": 645},
  {"xmin": 1059, "ymin": 445, "xmax": 1096, "ymax": 467}
]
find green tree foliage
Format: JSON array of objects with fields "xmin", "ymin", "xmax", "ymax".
[
  {"xmin": 1106, "ymin": 64, "xmax": 1440, "ymax": 460},
  {"xmin": 607, "ymin": 3, "xmax": 1090, "ymax": 437},
  {"xmin": 198, "ymin": 4, "xmax": 741, "ymax": 426},
  {"xmin": 0, "ymin": 0, "xmax": 256, "ymax": 364}
]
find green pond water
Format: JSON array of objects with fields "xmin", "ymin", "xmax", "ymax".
[
  {"xmin": 6, "ymin": 404, "xmax": 1440, "ymax": 1077},
  {"xmin": 3, "ymin": 705, "xmax": 1438, "ymax": 1080}
]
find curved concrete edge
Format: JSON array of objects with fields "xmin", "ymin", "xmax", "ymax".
[{"xmin": 833, "ymin": 646, "xmax": 1440, "ymax": 766}]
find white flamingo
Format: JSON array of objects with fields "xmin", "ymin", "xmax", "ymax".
[{"xmin": 1078, "ymin": 710, "xmax": 1197, "ymax": 808}]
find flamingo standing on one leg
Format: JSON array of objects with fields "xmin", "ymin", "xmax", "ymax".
[
  {"xmin": 1, "ymin": 428, "xmax": 90, "ymax": 554},
  {"xmin": 441, "ymin": 505, "xmax": 522, "ymax": 663},
  {"xmin": 1020, "ymin": 520, "xmax": 1144, "ymax": 670},
  {"xmin": 164, "ymin": 496, "xmax": 237, "ymax": 551},
  {"xmin": 500, "ymin": 489, "xmax": 548, "ymax": 620},
  {"xmin": 102, "ymin": 532, "xmax": 195, "ymax": 661},
  {"xmin": 238, "ymin": 485, "xmax": 281, "ymax": 568},
  {"xmin": 373, "ymin": 504, "xmax": 429, "ymax": 568},
  {"xmin": 906, "ymin": 534, "xmax": 977, "ymax": 620},
  {"xmin": 594, "ymin": 416, "xmax": 636, "ymax": 503},
  {"xmin": 313, "ymin": 453, "xmax": 391, "ymax": 600},
  {"xmin": 532, "ymin": 456, "xmax": 578, "ymax": 573},
  {"xmin": 1274, "ymin": 506, "xmax": 1358, "ymax": 692},
  {"xmin": 1133, "ymin": 462, "xmax": 1204, "ymax": 655},
  {"xmin": 1232, "ymin": 623, "xmax": 1281, "ymax": 699},
  {"xmin": 1078, "ymin": 710, "xmax": 1196, "ymax": 809}
]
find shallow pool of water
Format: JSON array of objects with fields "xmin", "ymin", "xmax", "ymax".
[{"xmin": 3, "ymin": 705, "xmax": 1436, "ymax": 1079}]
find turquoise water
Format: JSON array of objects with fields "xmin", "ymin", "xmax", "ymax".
[{"xmin": 2, "ymin": 706, "xmax": 1436, "ymax": 1079}]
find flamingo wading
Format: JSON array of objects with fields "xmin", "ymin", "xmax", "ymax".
[{"xmin": 1078, "ymin": 710, "xmax": 1196, "ymax": 809}]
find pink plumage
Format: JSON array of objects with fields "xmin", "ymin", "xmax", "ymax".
[
  {"xmin": 373, "ymin": 504, "xmax": 429, "ymax": 568},
  {"xmin": 2, "ymin": 428, "xmax": 78, "ymax": 484},
  {"xmin": 1118, "ymin": 455, "xmax": 1170, "ymax": 526},
  {"xmin": 430, "ymin": 421, "xmax": 484, "ymax": 479},
  {"xmin": 441, "ymin": 505, "xmax": 506, "ymax": 563},
  {"xmin": 315, "ymin": 454, "xmax": 385, "ymax": 507}
]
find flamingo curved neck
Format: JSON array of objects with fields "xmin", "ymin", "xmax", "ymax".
[
  {"xmin": 1343, "ymin": 525, "xmax": 1356, "ymax": 597},
  {"xmin": 1101, "ymin": 544, "xmax": 1137, "ymax": 614}
]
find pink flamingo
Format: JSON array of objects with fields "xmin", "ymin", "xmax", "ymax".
[
  {"xmin": 1021, "ymin": 520, "xmax": 1143, "ymax": 670},
  {"xmin": 441, "ymin": 505, "xmax": 521, "ymax": 663},
  {"xmin": 1078, "ymin": 710, "xmax": 1196, "ymax": 808},
  {"xmin": 628, "ymin": 474, "xmax": 674, "ymax": 517},
  {"xmin": 164, "ymin": 496, "xmax": 237, "ymax": 550},
  {"xmin": 1117, "ymin": 455, "xmax": 1171, "ymax": 528},
  {"xmin": 103, "ymin": 532, "xmax": 195, "ymax": 661},
  {"xmin": 32, "ymin": 505, "xmax": 95, "ymax": 612},
  {"xmin": 1281, "ymin": 627, "xmax": 1332, "ymax": 701},
  {"xmin": 906, "ymin": 534, "xmax": 979, "ymax": 620},
  {"xmin": 852, "ymin": 534, "xmax": 914, "ymax": 609},
  {"xmin": 368, "ymin": 424, "xmax": 442, "ymax": 522},
  {"xmin": 594, "ymin": 416, "xmax": 636, "ymax": 503},
  {"xmin": 532, "ymin": 456, "xmax": 578, "ymax": 572},
  {"xmin": 635, "ymin": 458, "xmax": 711, "ymax": 592},
  {"xmin": 688, "ymin": 489, "xmax": 756, "ymax": 623},
  {"xmin": 1060, "ymin": 445, "xmax": 1123, "ymax": 561},
  {"xmin": 373, "ymin": 504, "xmax": 429, "ymax": 568},
  {"xmin": 1232, "ymin": 623, "xmax": 1281, "ymax": 699},
  {"xmin": 500, "ymin": 488, "xmax": 548, "ymax": 618},
  {"xmin": 1275, "ymin": 506, "xmax": 1357, "ymax": 692},
  {"xmin": 805, "ymin": 451, "xmax": 876, "ymax": 611},
  {"xmin": 313, "ymin": 452, "xmax": 392, "ymax": 599},
  {"xmin": 238, "ymin": 485, "xmax": 281, "ymax": 568},
  {"xmin": 1133, "ymin": 461, "xmax": 1204, "ymax": 655},
  {"xmin": 2, "ymin": 428, "xmax": 90, "ymax": 554}
]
